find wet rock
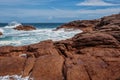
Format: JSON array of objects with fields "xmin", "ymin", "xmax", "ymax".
[{"xmin": 13, "ymin": 25, "xmax": 36, "ymax": 31}]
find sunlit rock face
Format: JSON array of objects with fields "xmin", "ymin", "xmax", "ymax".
[{"xmin": 0, "ymin": 13, "xmax": 120, "ymax": 80}]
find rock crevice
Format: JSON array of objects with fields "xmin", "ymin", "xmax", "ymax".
[{"xmin": 0, "ymin": 13, "xmax": 120, "ymax": 80}]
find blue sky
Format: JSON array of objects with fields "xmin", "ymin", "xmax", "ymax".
[{"xmin": 0, "ymin": 0, "xmax": 120, "ymax": 23}]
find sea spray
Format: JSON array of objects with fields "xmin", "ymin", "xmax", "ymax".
[
  {"xmin": 0, "ymin": 75, "xmax": 33, "ymax": 80},
  {"xmin": 0, "ymin": 22, "xmax": 82, "ymax": 46},
  {"xmin": 0, "ymin": 28, "xmax": 4, "ymax": 33},
  {"xmin": 4, "ymin": 21, "xmax": 22, "ymax": 28}
]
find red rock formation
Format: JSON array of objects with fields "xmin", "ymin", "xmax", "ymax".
[
  {"xmin": 96, "ymin": 14, "xmax": 120, "ymax": 29},
  {"xmin": 56, "ymin": 13, "xmax": 120, "ymax": 33},
  {"xmin": 13, "ymin": 25, "xmax": 36, "ymax": 31},
  {"xmin": 0, "ymin": 13, "xmax": 120, "ymax": 80},
  {"xmin": 0, "ymin": 57, "xmax": 26, "ymax": 76},
  {"xmin": 27, "ymin": 40, "xmax": 60, "ymax": 57},
  {"xmin": 31, "ymin": 55, "xmax": 64, "ymax": 80},
  {"xmin": 55, "ymin": 19, "xmax": 100, "ymax": 32},
  {"xmin": 72, "ymin": 32, "xmax": 119, "ymax": 48}
]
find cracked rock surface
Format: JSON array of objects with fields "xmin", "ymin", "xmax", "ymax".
[{"xmin": 0, "ymin": 13, "xmax": 120, "ymax": 80}]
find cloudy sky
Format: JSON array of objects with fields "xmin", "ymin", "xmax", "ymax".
[{"xmin": 0, "ymin": 0, "xmax": 120, "ymax": 23}]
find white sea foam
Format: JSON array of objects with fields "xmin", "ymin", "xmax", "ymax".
[
  {"xmin": 0, "ymin": 41, "xmax": 21, "ymax": 46},
  {"xmin": 4, "ymin": 21, "xmax": 22, "ymax": 28},
  {"xmin": 0, "ymin": 28, "xmax": 4, "ymax": 33},
  {"xmin": 0, "ymin": 28, "xmax": 82, "ymax": 46},
  {"xmin": 0, "ymin": 75, "xmax": 33, "ymax": 80},
  {"xmin": 0, "ymin": 22, "xmax": 83, "ymax": 46}
]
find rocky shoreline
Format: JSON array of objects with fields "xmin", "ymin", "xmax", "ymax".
[
  {"xmin": 0, "ymin": 13, "xmax": 120, "ymax": 80},
  {"xmin": 0, "ymin": 25, "xmax": 36, "ymax": 36},
  {"xmin": 13, "ymin": 25, "xmax": 36, "ymax": 31}
]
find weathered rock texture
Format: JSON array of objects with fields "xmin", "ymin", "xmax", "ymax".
[
  {"xmin": 0, "ymin": 13, "xmax": 120, "ymax": 80},
  {"xmin": 55, "ymin": 19, "xmax": 100, "ymax": 32},
  {"xmin": 13, "ymin": 25, "xmax": 36, "ymax": 31}
]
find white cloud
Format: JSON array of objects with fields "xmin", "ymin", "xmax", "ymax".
[
  {"xmin": 0, "ymin": 8, "xmax": 119, "ymax": 18},
  {"xmin": 76, "ymin": 0, "xmax": 119, "ymax": 6},
  {"xmin": 0, "ymin": 7, "xmax": 119, "ymax": 22}
]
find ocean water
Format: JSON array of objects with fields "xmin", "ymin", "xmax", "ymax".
[
  {"xmin": 0, "ymin": 22, "xmax": 82, "ymax": 79},
  {"xmin": 0, "ymin": 21, "xmax": 82, "ymax": 46}
]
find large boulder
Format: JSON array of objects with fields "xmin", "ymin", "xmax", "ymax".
[
  {"xmin": 64, "ymin": 58, "xmax": 90, "ymax": 80},
  {"xmin": 13, "ymin": 25, "xmax": 36, "ymax": 31},
  {"xmin": 0, "ymin": 57, "xmax": 26, "ymax": 76},
  {"xmin": 0, "ymin": 13, "xmax": 120, "ymax": 80},
  {"xmin": 31, "ymin": 55, "xmax": 64, "ymax": 80},
  {"xmin": 72, "ymin": 32, "xmax": 119, "ymax": 48},
  {"xmin": 27, "ymin": 40, "xmax": 60, "ymax": 57}
]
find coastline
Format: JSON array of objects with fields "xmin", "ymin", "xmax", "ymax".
[
  {"xmin": 0, "ymin": 13, "xmax": 120, "ymax": 80},
  {"xmin": 0, "ymin": 23, "xmax": 81, "ymax": 46}
]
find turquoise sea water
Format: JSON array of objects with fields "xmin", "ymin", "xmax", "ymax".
[{"xmin": 0, "ymin": 22, "xmax": 82, "ymax": 46}]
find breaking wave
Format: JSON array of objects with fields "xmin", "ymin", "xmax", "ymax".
[
  {"xmin": 0, "ymin": 22, "xmax": 82, "ymax": 46},
  {"xmin": 4, "ymin": 21, "xmax": 22, "ymax": 28},
  {"xmin": 0, "ymin": 28, "xmax": 4, "ymax": 33}
]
